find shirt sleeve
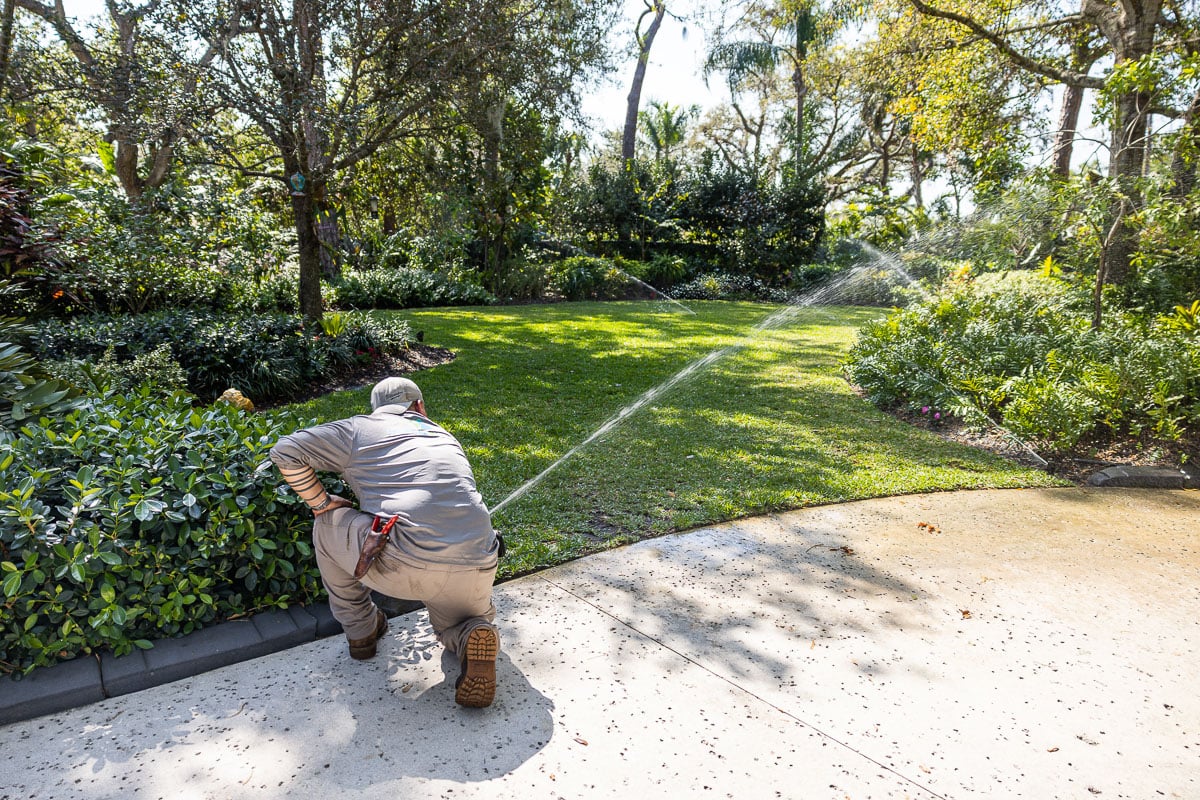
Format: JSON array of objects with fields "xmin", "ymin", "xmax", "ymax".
[{"xmin": 269, "ymin": 418, "xmax": 355, "ymax": 473}]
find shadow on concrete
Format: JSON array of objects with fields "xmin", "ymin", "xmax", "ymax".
[
  {"xmin": 3, "ymin": 614, "xmax": 553, "ymax": 797},
  {"xmin": 539, "ymin": 512, "xmax": 940, "ymax": 695}
]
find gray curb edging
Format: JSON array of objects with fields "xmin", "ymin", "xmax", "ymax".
[
  {"xmin": 0, "ymin": 595, "xmax": 422, "ymax": 727},
  {"xmin": 1086, "ymin": 465, "xmax": 1196, "ymax": 489}
]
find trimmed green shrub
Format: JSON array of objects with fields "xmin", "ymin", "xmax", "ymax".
[
  {"xmin": 0, "ymin": 389, "xmax": 324, "ymax": 674},
  {"xmin": 329, "ymin": 268, "xmax": 494, "ymax": 310},
  {"xmin": 32, "ymin": 310, "xmax": 415, "ymax": 403},
  {"xmin": 844, "ymin": 274, "xmax": 1200, "ymax": 452},
  {"xmin": 546, "ymin": 255, "xmax": 628, "ymax": 301},
  {"xmin": 44, "ymin": 343, "xmax": 189, "ymax": 396},
  {"xmin": 672, "ymin": 272, "xmax": 793, "ymax": 303}
]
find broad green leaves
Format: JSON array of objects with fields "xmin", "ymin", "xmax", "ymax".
[{"xmin": 0, "ymin": 389, "xmax": 326, "ymax": 675}]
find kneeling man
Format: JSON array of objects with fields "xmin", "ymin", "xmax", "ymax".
[{"xmin": 270, "ymin": 377, "xmax": 501, "ymax": 708}]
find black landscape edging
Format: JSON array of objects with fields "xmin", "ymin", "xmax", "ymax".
[
  {"xmin": 1086, "ymin": 465, "xmax": 1196, "ymax": 489},
  {"xmin": 0, "ymin": 595, "xmax": 423, "ymax": 727}
]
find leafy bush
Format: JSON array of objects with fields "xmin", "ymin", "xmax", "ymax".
[
  {"xmin": 32, "ymin": 309, "xmax": 415, "ymax": 403},
  {"xmin": 0, "ymin": 282, "xmax": 78, "ymax": 429},
  {"xmin": 0, "ymin": 389, "xmax": 323, "ymax": 674},
  {"xmin": 0, "ymin": 138, "xmax": 77, "ymax": 317},
  {"xmin": 43, "ymin": 184, "xmax": 238, "ymax": 314},
  {"xmin": 231, "ymin": 265, "xmax": 301, "ymax": 313},
  {"xmin": 44, "ymin": 343, "xmax": 189, "ymax": 396},
  {"xmin": 546, "ymin": 255, "xmax": 630, "ymax": 301},
  {"xmin": 329, "ymin": 267, "xmax": 494, "ymax": 310},
  {"xmin": 672, "ymin": 272, "xmax": 793, "ymax": 303},
  {"xmin": 844, "ymin": 274, "xmax": 1200, "ymax": 453}
]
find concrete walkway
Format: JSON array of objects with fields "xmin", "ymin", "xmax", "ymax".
[{"xmin": 2, "ymin": 487, "xmax": 1198, "ymax": 800}]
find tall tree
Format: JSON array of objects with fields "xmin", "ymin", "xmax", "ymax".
[
  {"xmin": 622, "ymin": 0, "xmax": 667, "ymax": 164},
  {"xmin": 187, "ymin": 0, "xmax": 614, "ymax": 318},
  {"xmin": 14, "ymin": 0, "xmax": 238, "ymax": 198},
  {"xmin": 900, "ymin": 0, "xmax": 1199, "ymax": 287}
]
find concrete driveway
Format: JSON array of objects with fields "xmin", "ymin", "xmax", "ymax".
[{"xmin": 2, "ymin": 487, "xmax": 1197, "ymax": 799}]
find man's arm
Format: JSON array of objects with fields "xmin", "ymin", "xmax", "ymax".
[
  {"xmin": 275, "ymin": 464, "xmax": 353, "ymax": 517},
  {"xmin": 270, "ymin": 420, "xmax": 356, "ymax": 517}
]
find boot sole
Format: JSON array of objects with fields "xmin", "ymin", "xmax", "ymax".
[{"xmin": 455, "ymin": 626, "xmax": 498, "ymax": 708}]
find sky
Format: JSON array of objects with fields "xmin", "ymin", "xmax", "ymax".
[
  {"xmin": 579, "ymin": 0, "xmax": 720, "ymax": 137},
  {"xmin": 58, "ymin": 0, "xmax": 725, "ymax": 143}
]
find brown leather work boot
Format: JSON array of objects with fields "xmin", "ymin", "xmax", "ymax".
[
  {"xmin": 347, "ymin": 609, "xmax": 388, "ymax": 660},
  {"xmin": 454, "ymin": 625, "xmax": 499, "ymax": 708}
]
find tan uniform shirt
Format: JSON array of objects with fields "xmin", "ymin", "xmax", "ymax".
[{"xmin": 270, "ymin": 404, "xmax": 498, "ymax": 568}]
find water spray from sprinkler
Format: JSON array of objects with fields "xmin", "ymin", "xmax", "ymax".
[{"xmin": 491, "ymin": 267, "xmax": 877, "ymax": 516}]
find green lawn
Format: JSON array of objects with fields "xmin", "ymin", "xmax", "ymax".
[{"xmin": 285, "ymin": 300, "xmax": 1064, "ymax": 577}]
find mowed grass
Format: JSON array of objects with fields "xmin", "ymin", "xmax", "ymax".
[{"xmin": 284, "ymin": 300, "xmax": 1064, "ymax": 577}]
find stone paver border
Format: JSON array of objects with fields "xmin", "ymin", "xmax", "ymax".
[{"xmin": 0, "ymin": 596, "xmax": 421, "ymax": 725}]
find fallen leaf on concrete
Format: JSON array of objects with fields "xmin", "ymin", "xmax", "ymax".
[
  {"xmin": 401, "ymin": 684, "xmax": 412, "ymax": 693},
  {"xmin": 960, "ymin": 609, "xmax": 973, "ymax": 619},
  {"xmin": 1047, "ymin": 747, "xmax": 1059, "ymax": 752},
  {"xmin": 574, "ymin": 737, "xmax": 589, "ymax": 746}
]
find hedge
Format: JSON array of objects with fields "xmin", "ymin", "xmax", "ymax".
[{"xmin": 0, "ymin": 389, "xmax": 326, "ymax": 675}]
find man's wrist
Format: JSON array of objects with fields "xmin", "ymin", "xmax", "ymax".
[{"xmin": 310, "ymin": 494, "xmax": 333, "ymax": 512}]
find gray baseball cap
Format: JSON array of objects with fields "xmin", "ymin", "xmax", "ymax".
[{"xmin": 370, "ymin": 377, "xmax": 423, "ymax": 411}]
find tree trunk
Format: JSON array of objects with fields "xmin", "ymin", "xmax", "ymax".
[
  {"xmin": 291, "ymin": 189, "xmax": 325, "ymax": 320},
  {"xmin": 296, "ymin": 0, "xmax": 339, "ymax": 280},
  {"xmin": 1051, "ymin": 83, "xmax": 1085, "ymax": 177},
  {"xmin": 622, "ymin": 1, "xmax": 665, "ymax": 163},
  {"xmin": 312, "ymin": 195, "xmax": 341, "ymax": 280},
  {"xmin": 909, "ymin": 139, "xmax": 923, "ymax": 208},
  {"xmin": 481, "ymin": 99, "xmax": 506, "ymax": 292},
  {"xmin": 1101, "ymin": 89, "xmax": 1150, "ymax": 287},
  {"xmin": 114, "ymin": 138, "xmax": 143, "ymax": 199},
  {"xmin": 0, "ymin": 0, "xmax": 15, "ymax": 99},
  {"xmin": 790, "ymin": 8, "xmax": 812, "ymax": 151}
]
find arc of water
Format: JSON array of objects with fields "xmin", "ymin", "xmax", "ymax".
[
  {"xmin": 617, "ymin": 270, "xmax": 696, "ymax": 315},
  {"xmin": 490, "ymin": 301, "xmax": 808, "ymax": 516}
]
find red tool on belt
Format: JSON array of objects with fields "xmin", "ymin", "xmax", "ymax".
[{"xmin": 353, "ymin": 514, "xmax": 399, "ymax": 579}]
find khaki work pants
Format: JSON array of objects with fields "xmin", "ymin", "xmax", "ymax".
[{"xmin": 312, "ymin": 507, "xmax": 497, "ymax": 655}]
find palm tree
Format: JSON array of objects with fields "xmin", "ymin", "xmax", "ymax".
[
  {"xmin": 704, "ymin": 1, "xmax": 820, "ymax": 150},
  {"xmin": 639, "ymin": 100, "xmax": 698, "ymax": 163}
]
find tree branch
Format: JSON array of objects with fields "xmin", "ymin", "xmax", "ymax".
[{"xmin": 904, "ymin": 0, "xmax": 1105, "ymax": 88}]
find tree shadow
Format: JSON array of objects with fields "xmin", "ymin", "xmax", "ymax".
[{"xmin": 4, "ymin": 615, "xmax": 554, "ymax": 796}]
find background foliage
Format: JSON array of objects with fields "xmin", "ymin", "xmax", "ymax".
[{"xmin": 1, "ymin": 390, "xmax": 322, "ymax": 674}]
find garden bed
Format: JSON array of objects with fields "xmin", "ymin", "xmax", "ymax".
[
  {"xmin": 883, "ymin": 401, "xmax": 1198, "ymax": 486},
  {"xmin": 256, "ymin": 343, "xmax": 455, "ymax": 409}
]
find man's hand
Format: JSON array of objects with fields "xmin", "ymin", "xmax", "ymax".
[{"xmin": 313, "ymin": 494, "xmax": 353, "ymax": 517}]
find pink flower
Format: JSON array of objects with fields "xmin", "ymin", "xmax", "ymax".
[
  {"xmin": 934, "ymin": 412, "xmax": 942, "ymax": 420},
  {"xmin": 921, "ymin": 406, "xmax": 930, "ymax": 414}
]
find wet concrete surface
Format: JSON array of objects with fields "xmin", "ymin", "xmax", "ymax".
[{"xmin": 2, "ymin": 487, "xmax": 1197, "ymax": 799}]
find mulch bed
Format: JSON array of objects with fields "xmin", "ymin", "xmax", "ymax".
[
  {"xmin": 884, "ymin": 404, "xmax": 1198, "ymax": 486},
  {"xmin": 257, "ymin": 344, "xmax": 456, "ymax": 409}
]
